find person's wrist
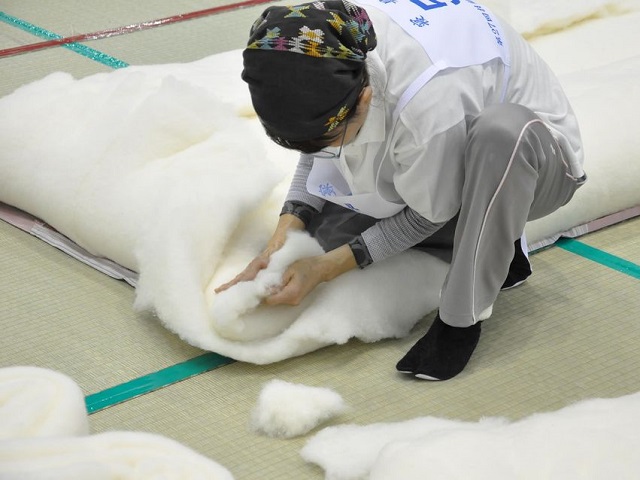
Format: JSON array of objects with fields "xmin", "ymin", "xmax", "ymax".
[
  {"xmin": 319, "ymin": 245, "xmax": 357, "ymax": 282},
  {"xmin": 265, "ymin": 214, "xmax": 305, "ymax": 254},
  {"xmin": 277, "ymin": 213, "xmax": 305, "ymax": 233},
  {"xmin": 280, "ymin": 201, "xmax": 318, "ymax": 227},
  {"xmin": 348, "ymin": 237, "xmax": 373, "ymax": 269}
]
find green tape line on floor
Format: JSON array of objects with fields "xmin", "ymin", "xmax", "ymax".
[
  {"xmin": 85, "ymin": 352, "xmax": 234, "ymax": 414},
  {"xmin": 557, "ymin": 238, "xmax": 640, "ymax": 280},
  {"xmin": 0, "ymin": 11, "xmax": 129, "ymax": 68}
]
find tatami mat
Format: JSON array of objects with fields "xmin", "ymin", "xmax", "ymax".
[
  {"xmin": 0, "ymin": 220, "xmax": 205, "ymax": 395},
  {"xmin": 1, "ymin": 48, "xmax": 110, "ymax": 97},
  {"xmin": 84, "ymin": 240, "xmax": 640, "ymax": 479},
  {"xmin": 1, "ymin": 2, "xmax": 639, "ymax": 479},
  {"xmin": 86, "ymin": 13, "xmax": 257, "ymax": 66},
  {"xmin": 1, "ymin": 0, "xmax": 245, "ymax": 35},
  {"xmin": 0, "ymin": 22, "xmax": 35, "ymax": 49},
  {"xmin": 2, "ymin": 214, "xmax": 639, "ymax": 478},
  {"xmin": 578, "ymin": 216, "xmax": 640, "ymax": 264},
  {"xmin": 0, "ymin": 1, "xmax": 288, "ymax": 95}
]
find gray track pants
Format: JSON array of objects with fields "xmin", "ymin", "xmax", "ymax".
[{"xmin": 440, "ymin": 103, "xmax": 583, "ymax": 326}]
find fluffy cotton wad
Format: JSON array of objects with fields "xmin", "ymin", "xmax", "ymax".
[{"xmin": 251, "ymin": 380, "xmax": 347, "ymax": 439}]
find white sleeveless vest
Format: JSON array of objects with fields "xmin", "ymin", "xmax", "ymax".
[{"xmin": 307, "ymin": 0, "xmax": 510, "ymax": 218}]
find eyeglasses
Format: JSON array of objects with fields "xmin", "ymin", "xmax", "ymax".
[{"xmin": 314, "ymin": 119, "xmax": 349, "ymax": 159}]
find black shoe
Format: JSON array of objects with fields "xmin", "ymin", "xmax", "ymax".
[
  {"xmin": 501, "ymin": 238, "xmax": 532, "ymax": 290},
  {"xmin": 396, "ymin": 313, "xmax": 482, "ymax": 381}
]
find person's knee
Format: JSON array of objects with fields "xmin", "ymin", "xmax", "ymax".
[{"xmin": 467, "ymin": 103, "xmax": 539, "ymax": 149}]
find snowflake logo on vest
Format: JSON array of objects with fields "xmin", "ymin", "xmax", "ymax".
[
  {"xmin": 410, "ymin": 16, "xmax": 429, "ymax": 27},
  {"xmin": 319, "ymin": 183, "xmax": 337, "ymax": 196}
]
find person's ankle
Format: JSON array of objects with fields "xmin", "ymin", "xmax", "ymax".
[{"xmin": 397, "ymin": 313, "xmax": 482, "ymax": 381}]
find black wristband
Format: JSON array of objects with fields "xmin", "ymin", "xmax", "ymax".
[
  {"xmin": 348, "ymin": 236, "xmax": 374, "ymax": 269},
  {"xmin": 280, "ymin": 201, "xmax": 319, "ymax": 227}
]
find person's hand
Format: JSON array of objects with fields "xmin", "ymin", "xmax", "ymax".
[
  {"xmin": 264, "ymin": 244, "xmax": 358, "ymax": 306},
  {"xmin": 214, "ymin": 213, "xmax": 306, "ymax": 294},
  {"xmin": 263, "ymin": 256, "xmax": 325, "ymax": 306},
  {"xmin": 214, "ymin": 249, "xmax": 272, "ymax": 294}
]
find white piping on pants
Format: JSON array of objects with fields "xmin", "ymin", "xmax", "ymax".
[{"xmin": 470, "ymin": 119, "xmax": 543, "ymax": 323}]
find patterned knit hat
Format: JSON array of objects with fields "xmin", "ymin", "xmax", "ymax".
[{"xmin": 242, "ymin": 0, "xmax": 376, "ymax": 142}]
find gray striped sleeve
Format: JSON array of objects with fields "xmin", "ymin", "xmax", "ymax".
[
  {"xmin": 285, "ymin": 154, "xmax": 444, "ymax": 265},
  {"xmin": 285, "ymin": 154, "xmax": 327, "ymax": 212},
  {"xmin": 361, "ymin": 207, "xmax": 445, "ymax": 263}
]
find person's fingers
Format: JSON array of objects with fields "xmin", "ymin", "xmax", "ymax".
[
  {"xmin": 214, "ymin": 276, "xmax": 242, "ymax": 293},
  {"xmin": 264, "ymin": 285, "xmax": 303, "ymax": 306},
  {"xmin": 214, "ymin": 276, "xmax": 241, "ymax": 293},
  {"xmin": 214, "ymin": 256, "xmax": 269, "ymax": 293},
  {"xmin": 263, "ymin": 270, "xmax": 301, "ymax": 306}
]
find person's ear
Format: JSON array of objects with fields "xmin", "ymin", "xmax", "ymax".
[{"xmin": 355, "ymin": 86, "xmax": 373, "ymax": 119}]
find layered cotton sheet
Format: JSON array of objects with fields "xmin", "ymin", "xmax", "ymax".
[
  {"xmin": 1, "ymin": 3, "xmax": 639, "ymax": 363},
  {"xmin": 0, "ymin": 367, "xmax": 235, "ymax": 480},
  {"xmin": 302, "ymin": 391, "xmax": 640, "ymax": 479},
  {"xmin": 482, "ymin": 0, "xmax": 640, "ymax": 37}
]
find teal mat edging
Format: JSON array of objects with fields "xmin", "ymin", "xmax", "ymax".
[
  {"xmin": 557, "ymin": 237, "xmax": 640, "ymax": 280},
  {"xmin": 85, "ymin": 353, "xmax": 234, "ymax": 414},
  {"xmin": 0, "ymin": 11, "xmax": 129, "ymax": 68}
]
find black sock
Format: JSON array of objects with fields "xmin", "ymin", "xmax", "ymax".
[
  {"xmin": 396, "ymin": 313, "xmax": 481, "ymax": 381},
  {"xmin": 501, "ymin": 238, "xmax": 532, "ymax": 290}
]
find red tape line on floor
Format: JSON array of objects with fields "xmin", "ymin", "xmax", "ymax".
[{"xmin": 0, "ymin": 0, "xmax": 275, "ymax": 59}]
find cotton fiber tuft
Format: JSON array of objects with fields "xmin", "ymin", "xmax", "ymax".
[{"xmin": 251, "ymin": 380, "xmax": 347, "ymax": 438}]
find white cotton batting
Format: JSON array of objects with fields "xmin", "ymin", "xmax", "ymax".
[
  {"xmin": 210, "ymin": 231, "xmax": 325, "ymax": 337},
  {"xmin": 251, "ymin": 380, "xmax": 347, "ymax": 439},
  {"xmin": 0, "ymin": 366, "xmax": 90, "ymax": 440},
  {"xmin": 0, "ymin": 367, "xmax": 236, "ymax": 479},
  {"xmin": 302, "ymin": 391, "xmax": 640, "ymax": 480},
  {"xmin": 0, "ymin": 431, "xmax": 235, "ymax": 480}
]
